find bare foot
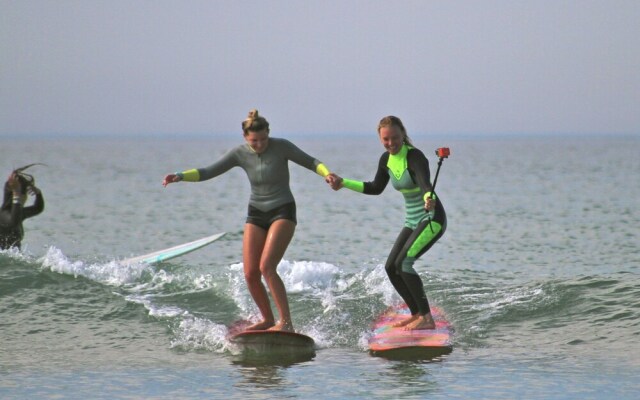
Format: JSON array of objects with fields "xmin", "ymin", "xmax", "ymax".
[
  {"xmin": 268, "ymin": 320, "xmax": 294, "ymax": 332},
  {"xmin": 245, "ymin": 320, "xmax": 275, "ymax": 331},
  {"xmin": 392, "ymin": 314, "xmax": 419, "ymax": 328},
  {"xmin": 404, "ymin": 314, "xmax": 436, "ymax": 330}
]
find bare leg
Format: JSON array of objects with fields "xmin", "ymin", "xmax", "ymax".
[
  {"xmin": 243, "ymin": 223, "xmax": 275, "ymax": 331},
  {"xmin": 260, "ymin": 219, "xmax": 296, "ymax": 332}
]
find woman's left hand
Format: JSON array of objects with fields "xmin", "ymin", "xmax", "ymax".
[
  {"xmin": 27, "ymin": 185, "xmax": 41, "ymax": 196},
  {"xmin": 424, "ymin": 197, "xmax": 436, "ymax": 211}
]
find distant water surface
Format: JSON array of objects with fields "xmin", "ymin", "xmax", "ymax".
[{"xmin": 1, "ymin": 134, "xmax": 638, "ymax": 399}]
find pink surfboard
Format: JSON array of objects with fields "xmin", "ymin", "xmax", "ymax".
[{"xmin": 368, "ymin": 304, "xmax": 453, "ymax": 359}]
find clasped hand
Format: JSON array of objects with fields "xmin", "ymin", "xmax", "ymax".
[{"xmin": 325, "ymin": 173, "xmax": 343, "ymax": 191}]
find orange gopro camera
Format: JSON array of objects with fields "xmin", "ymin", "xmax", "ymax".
[{"xmin": 435, "ymin": 147, "xmax": 450, "ymax": 158}]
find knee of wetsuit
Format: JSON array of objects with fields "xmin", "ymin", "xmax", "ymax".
[
  {"xmin": 400, "ymin": 257, "xmax": 419, "ymax": 275},
  {"xmin": 385, "ymin": 261, "xmax": 399, "ymax": 277}
]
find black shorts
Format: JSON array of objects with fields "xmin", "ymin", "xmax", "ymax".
[{"xmin": 246, "ymin": 202, "xmax": 297, "ymax": 230}]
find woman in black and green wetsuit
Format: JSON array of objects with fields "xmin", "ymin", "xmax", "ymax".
[
  {"xmin": 163, "ymin": 109, "xmax": 331, "ymax": 333},
  {"xmin": 327, "ymin": 116, "xmax": 446, "ymax": 330}
]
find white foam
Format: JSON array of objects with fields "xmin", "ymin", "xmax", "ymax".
[
  {"xmin": 170, "ymin": 316, "xmax": 229, "ymax": 353},
  {"xmin": 361, "ymin": 262, "xmax": 399, "ymax": 304},
  {"xmin": 277, "ymin": 260, "xmax": 341, "ymax": 293},
  {"xmin": 227, "ymin": 262, "xmax": 256, "ymax": 318},
  {"xmin": 0, "ymin": 246, "xmax": 29, "ymax": 261},
  {"xmin": 301, "ymin": 322, "xmax": 331, "ymax": 349},
  {"xmin": 124, "ymin": 293, "xmax": 188, "ymax": 318},
  {"xmin": 468, "ymin": 284, "xmax": 546, "ymax": 328},
  {"xmin": 226, "ymin": 259, "xmax": 349, "ymax": 316},
  {"xmin": 192, "ymin": 273, "xmax": 216, "ymax": 290},
  {"xmin": 40, "ymin": 246, "xmax": 152, "ymax": 286},
  {"xmin": 221, "ymin": 260, "xmax": 352, "ymax": 347},
  {"xmin": 35, "ymin": 248, "xmax": 395, "ymax": 351}
]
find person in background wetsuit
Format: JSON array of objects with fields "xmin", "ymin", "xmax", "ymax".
[
  {"xmin": 163, "ymin": 109, "xmax": 332, "ymax": 333},
  {"xmin": 0, "ymin": 166, "xmax": 45, "ymax": 250},
  {"xmin": 326, "ymin": 116, "xmax": 446, "ymax": 330}
]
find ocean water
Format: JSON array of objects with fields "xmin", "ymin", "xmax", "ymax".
[{"xmin": 1, "ymin": 133, "xmax": 639, "ymax": 399}]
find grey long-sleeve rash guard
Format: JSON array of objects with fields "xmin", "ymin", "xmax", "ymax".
[{"xmin": 177, "ymin": 138, "xmax": 329, "ymax": 212}]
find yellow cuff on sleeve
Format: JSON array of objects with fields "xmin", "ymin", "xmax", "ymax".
[
  {"xmin": 315, "ymin": 163, "xmax": 330, "ymax": 178},
  {"xmin": 181, "ymin": 169, "xmax": 200, "ymax": 182}
]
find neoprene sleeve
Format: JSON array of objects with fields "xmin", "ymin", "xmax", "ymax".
[{"xmin": 342, "ymin": 178, "xmax": 364, "ymax": 192}]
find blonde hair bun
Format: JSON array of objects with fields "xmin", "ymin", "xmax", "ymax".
[
  {"xmin": 242, "ymin": 109, "xmax": 270, "ymax": 134},
  {"xmin": 247, "ymin": 109, "xmax": 259, "ymax": 119}
]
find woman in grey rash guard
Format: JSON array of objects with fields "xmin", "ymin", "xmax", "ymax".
[
  {"xmin": 326, "ymin": 116, "xmax": 446, "ymax": 330},
  {"xmin": 163, "ymin": 109, "xmax": 331, "ymax": 332}
]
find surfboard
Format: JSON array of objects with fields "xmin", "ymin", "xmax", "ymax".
[
  {"xmin": 121, "ymin": 232, "xmax": 226, "ymax": 265},
  {"xmin": 368, "ymin": 303, "xmax": 453, "ymax": 359},
  {"xmin": 227, "ymin": 320, "xmax": 315, "ymax": 359}
]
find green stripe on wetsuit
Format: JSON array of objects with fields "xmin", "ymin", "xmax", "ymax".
[
  {"xmin": 341, "ymin": 143, "xmax": 444, "ymax": 273},
  {"xmin": 388, "ymin": 145, "xmax": 429, "ymax": 229},
  {"xmin": 407, "ymin": 221, "xmax": 442, "ymax": 258},
  {"xmin": 343, "ymin": 144, "xmax": 436, "ymax": 230}
]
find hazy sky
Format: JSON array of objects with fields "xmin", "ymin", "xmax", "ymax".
[{"xmin": 1, "ymin": 1, "xmax": 639, "ymax": 137}]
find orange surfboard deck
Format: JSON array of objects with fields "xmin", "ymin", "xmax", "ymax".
[{"xmin": 369, "ymin": 304, "xmax": 453, "ymax": 359}]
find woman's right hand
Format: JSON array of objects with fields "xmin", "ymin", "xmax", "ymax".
[
  {"xmin": 162, "ymin": 174, "xmax": 181, "ymax": 187},
  {"xmin": 7, "ymin": 173, "xmax": 21, "ymax": 194},
  {"xmin": 325, "ymin": 173, "xmax": 343, "ymax": 191}
]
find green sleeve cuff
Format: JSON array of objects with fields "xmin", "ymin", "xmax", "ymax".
[
  {"xmin": 423, "ymin": 191, "xmax": 437, "ymax": 201},
  {"xmin": 180, "ymin": 169, "xmax": 200, "ymax": 182},
  {"xmin": 342, "ymin": 178, "xmax": 364, "ymax": 193}
]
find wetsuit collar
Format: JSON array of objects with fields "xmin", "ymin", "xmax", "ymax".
[
  {"xmin": 387, "ymin": 143, "xmax": 411, "ymax": 180},
  {"xmin": 246, "ymin": 140, "xmax": 269, "ymax": 155}
]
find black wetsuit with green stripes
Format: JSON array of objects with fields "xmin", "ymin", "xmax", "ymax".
[{"xmin": 342, "ymin": 144, "xmax": 446, "ymax": 316}]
